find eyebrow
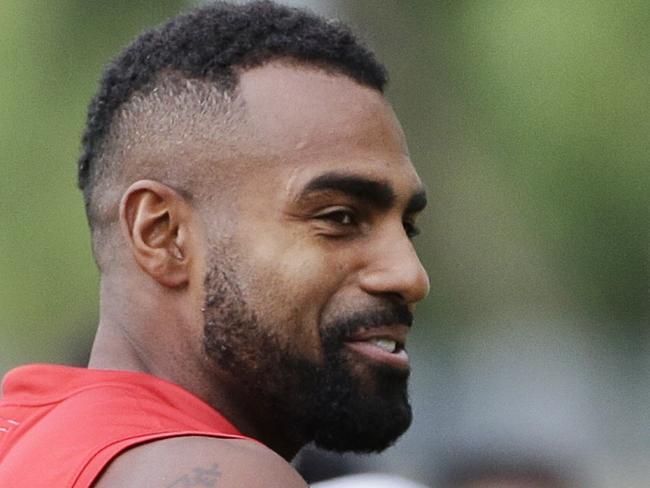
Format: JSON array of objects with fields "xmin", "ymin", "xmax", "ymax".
[{"xmin": 298, "ymin": 171, "xmax": 427, "ymax": 214}]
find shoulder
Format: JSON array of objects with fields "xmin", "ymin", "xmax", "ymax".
[{"xmin": 92, "ymin": 435, "xmax": 308, "ymax": 488}]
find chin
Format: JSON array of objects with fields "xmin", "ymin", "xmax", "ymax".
[
  {"xmin": 312, "ymin": 398, "xmax": 412, "ymax": 454},
  {"xmin": 307, "ymin": 360, "xmax": 413, "ymax": 454}
]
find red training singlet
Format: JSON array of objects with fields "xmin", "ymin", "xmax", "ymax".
[{"xmin": 0, "ymin": 364, "xmax": 251, "ymax": 487}]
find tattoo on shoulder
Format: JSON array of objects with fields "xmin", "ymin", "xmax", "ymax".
[{"xmin": 166, "ymin": 463, "xmax": 221, "ymax": 487}]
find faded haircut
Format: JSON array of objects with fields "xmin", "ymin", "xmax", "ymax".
[{"xmin": 77, "ymin": 0, "xmax": 387, "ymax": 266}]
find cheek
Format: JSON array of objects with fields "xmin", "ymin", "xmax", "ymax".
[{"xmin": 237, "ymin": 234, "xmax": 344, "ymax": 353}]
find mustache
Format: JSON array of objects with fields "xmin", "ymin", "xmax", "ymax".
[{"xmin": 324, "ymin": 304, "xmax": 413, "ymax": 343}]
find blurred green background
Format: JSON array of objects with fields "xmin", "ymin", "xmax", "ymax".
[{"xmin": 1, "ymin": 1, "xmax": 648, "ymax": 486}]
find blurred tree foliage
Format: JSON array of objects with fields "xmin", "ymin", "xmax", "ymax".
[
  {"xmin": 1, "ymin": 0, "xmax": 648, "ymax": 372},
  {"xmin": 341, "ymin": 1, "xmax": 649, "ymax": 334},
  {"xmin": 1, "ymin": 0, "xmax": 187, "ymax": 368}
]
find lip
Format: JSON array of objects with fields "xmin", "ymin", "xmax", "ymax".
[{"xmin": 344, "ymin": 325, "xmax": 410, "ymax": 370}]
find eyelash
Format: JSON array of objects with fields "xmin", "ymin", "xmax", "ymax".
[
  {"xmin": 316, "ymin": 209, "xmax": 420, "ymax": 239},
  {"xmin": 316, "ymin": 208, "xmax": 358, "ymax": 227}
]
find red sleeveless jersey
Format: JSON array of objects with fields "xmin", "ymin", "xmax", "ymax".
[{"xmin": 0, "ymin": 364, "xmax": 251, "ymax": 487}]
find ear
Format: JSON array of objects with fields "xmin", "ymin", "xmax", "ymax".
[{"xmin": 119, "ymin": 180, "xmax": 193, "ymax": 288}]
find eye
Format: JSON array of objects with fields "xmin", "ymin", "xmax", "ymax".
[
  {"xmin": 403, "ymin": 219, "xmax": 420, "ymax": 239},
  {"xmin": 318, "ymin": 209, "xmax": 357, "ymax": 226},
  {"xmin": 312, "ymin": 207, "xmax": 362, "ymax": 238}
]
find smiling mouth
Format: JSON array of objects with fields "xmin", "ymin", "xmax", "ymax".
[{"xmin": 343, "ymin": 325, "xmax": 410, "ymax": 369}]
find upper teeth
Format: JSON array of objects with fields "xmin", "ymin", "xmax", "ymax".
[{"xmin": 371, "ymin": 339, "xmax": 397, "ymax": 353}]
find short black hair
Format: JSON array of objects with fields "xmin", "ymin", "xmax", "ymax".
[{"xmin": 78, "ymin": 0, "xmax": 387, "ymax": 224}]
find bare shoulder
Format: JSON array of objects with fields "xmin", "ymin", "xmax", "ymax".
[{"xmin": 92, "ymin": 436, "xmax": 308, "ymax": 488}]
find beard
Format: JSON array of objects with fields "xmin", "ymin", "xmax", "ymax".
[{"xmin": 202, "ymin": 257, "xmax": 413, "ymax": 454}]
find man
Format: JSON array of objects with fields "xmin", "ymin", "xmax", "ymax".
[{"xmin": 0, "ymin": 1, "xmax": 429, "ymax": 486}]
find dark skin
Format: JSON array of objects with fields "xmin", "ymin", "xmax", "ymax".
[{"xmin": 90, "ymin": 63, "xmax": 429, "ymax": 487}]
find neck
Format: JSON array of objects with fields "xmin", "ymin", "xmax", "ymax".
[
  {"xmin": 88, "ymin": 319, "xmax": 149, "ymax": 372},
  {"xmin": 88, "ymin": 274, "xmax": 191, "ymax": 376},
  {"xmin": 90, "ymin": 321, "xmax": 306, "ymax": 459},
  {"xmin": 193, "ymin": 368, "xmax": 307, "ymax": 460},
  {"xmin": 89, "ymin": 276, "xmax": 307, "ymax": 461}
]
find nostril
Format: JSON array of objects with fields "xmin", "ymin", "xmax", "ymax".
[{"xmin": 383, "ymin": 291, "xmax": 406, "ymax": 304}]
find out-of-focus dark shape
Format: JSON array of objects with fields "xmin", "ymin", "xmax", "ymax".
[{"xmin": 438, "ymin": 451, "xmax": 580, "ymax": 488}]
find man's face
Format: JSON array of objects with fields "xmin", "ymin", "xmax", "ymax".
[{"xmin": 200, "ymin": 63, "xmax": 429, "ymax": 452}]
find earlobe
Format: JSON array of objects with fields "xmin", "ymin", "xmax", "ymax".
[{"xmin": 120, "ymin": 180, "xmax": 191, "ymax": 288}]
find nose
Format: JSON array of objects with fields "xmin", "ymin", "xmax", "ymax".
[{"xmin": 358, "ymin": 227, "xmax": 430, "ymax": 305}]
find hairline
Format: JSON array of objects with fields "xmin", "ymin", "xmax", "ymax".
[{"xmin": 87, "ymin": 60, "xmax": 386, "ymax": 271}]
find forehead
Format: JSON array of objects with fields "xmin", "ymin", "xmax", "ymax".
[
  {"xmin": 240, "ymin": 63, "xmax": 401, "ymax": 147},
  {"xmin": 230, "ymin": 62, "xmax": 422, "ymax": 198}
]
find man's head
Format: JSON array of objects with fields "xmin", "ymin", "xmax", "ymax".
[
  {"xmin": 78, "ymin": 0, "xmax": 387, "ymax": 262},
  {"xmin": 82, "ymin": 1, "xmax": 429, "ymax": 457}
]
